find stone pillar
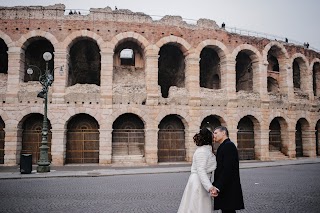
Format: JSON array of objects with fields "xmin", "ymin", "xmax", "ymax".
[
  {"xmin": 100, "ymin": 50, "xmax": 113, "ymax": 106},
  {"xmin": 99, "ymin": 129, "xmax": 112, "ymax": 165},
  {"xmin": 4, "ymin": 127, "xmax": 21, "ymax": 165},
  {"xmin": 259, "ymin": 61, "xmax": 269, "ymax": 102},
  {"xmin": 52, "ymin": 49, "xmax": 68, "ymax": 104},
  {"xmin": 286, "ymin": 64, "xmax": 295, "ymax": 101},
  {"xmin": 145, "ymin": 51, "xmax": 159, "ymax": 105},
  {"xmin": 186, "ymin": 128, "xmax": 198, "ymax": 162},
  {"xmin": 302, "ymin": 130, "xmax": 317, "ymax": 157},
  {"xmin": 144, "ymin": 129, "xmax": 158, "ymax": 164},
  {"xmin": 222, "ymin": 56, "xmax": 236, "ymax": 100},
  {"xmin": 255, "ymin": 129, "xmax": 270, "ymax": 160},
  {"xmin": 286, "ymin": 129, "xmax": 296, "ymax": 158},
  {"xmin": 6, "ymin": 47, "xmax": 23, "ymax": 103},
  {"xmin": 185, "ymin": 54, "xmax": 200, "ymax": 106},
  {"xmin": 50, "ymin": 128, "xmax": 65, "ymax": 166}
]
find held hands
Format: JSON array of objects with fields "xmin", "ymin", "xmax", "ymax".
[{"xmin": 209, "ymin": 187, "xmax": 218, "ymax": 197}]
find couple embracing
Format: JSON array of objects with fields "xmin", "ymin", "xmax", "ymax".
[{"xmin": 177, "ymin": 126, "xmax": 245, "ymax": 213}]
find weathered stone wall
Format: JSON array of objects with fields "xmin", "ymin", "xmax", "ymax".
[{"xmin": 0, "ymin": 4, "xmax": 319, "ymax": 166}]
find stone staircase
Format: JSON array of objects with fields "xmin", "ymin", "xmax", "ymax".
[
  {"xmin": 269, "ymin": 150, "xmax": 290, "ymax": 160},
  {"xmin": 111, "ymin": 155, "xmax": 146, "ymax": 166}
]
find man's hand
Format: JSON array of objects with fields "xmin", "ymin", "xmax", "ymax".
[{"xmin": 209, "ymin": 187, "xmax": 218, "ymax": 197}]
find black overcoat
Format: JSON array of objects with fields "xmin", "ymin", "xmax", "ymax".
[{"xmin": 213, "ymin": 138, "xmax": 245, "ymax": 210}]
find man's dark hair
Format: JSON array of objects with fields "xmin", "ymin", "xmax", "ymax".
[{"xmin": 214, "ymin": 126, "xmax": 229, "ymax": 137}]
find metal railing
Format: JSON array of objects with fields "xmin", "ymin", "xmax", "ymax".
[{"xmin": 64, "ymin": 8, "xmax": 319, "ymax": 52}]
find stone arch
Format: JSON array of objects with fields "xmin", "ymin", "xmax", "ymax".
[
  {"xmin": 195, "ymin": 39, "xmax": 230, "ymax": 59},
  {"xmin": 158, "ymin": 114, "xmax": 187, "ymax": 162},
  {"xmin": 19, "ymin": 113, "xmax": 53, "ymax": 164},
  {"xmin": 236, "ymin": 115, "xmax": 260, "ymax": 160},
  {"xmin": 263, "ymin": 41, "xmax": 289, "ymax": 95},
  {"xmin": 65, "ymin": 113, "xmax": 100, "ymax": 164},
  {"xmin": 295, "ymin": 117, "xmax": 311, "ymax": 157},
  {"xmin": 112, "ymin": 113, "xmax": 145, "ymax": 159},
  {"xmin": 155, "ymin": 35, "xmax": 191, "ymax": 55},
  {"xmin": 232, "ymin": 44, "xmax": 262, "ymax": 93},
  {"xmin": 16, "ymin": 30, "xmax": 59, "ymax": 50},
  {"xmin": 196, "ymin": 40, "xmax": 229, "ymax": 90},
  {"xmin": 269, "ymin": 117, "xmax": 289, "ymax": 155},
  {"xmin": 310, "ymin": 58, "xmax": 320, "ymax": 97},
  {"xmin": 62, "ymin": 107, "xmax": 101, "ymax": 130},
  {"xmin": 291, "ymin": 53, "xmax": 309, "ymax": 92},
  {"xmin": 0, "ymin": 30, "xmax": 14, "ymax": 47},
  {"xmin": 110, "ymin": 32, "xmax": 149, "ymax": 53},
  {"xmin": 262, "ymin": 41, "xmax": 289, "ymax": 63},
  {"xmin": 111, "ymin": 108, "xmax": 148, "ymax": 129},
  {"xmin": 61, "ymin": 30, "xmax": 106, "ymax": 51},
  {"xmin": 156, "ymin": 111, "xmax": 189, "ymax": 130}
]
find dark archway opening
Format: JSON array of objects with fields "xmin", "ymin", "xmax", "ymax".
[{"xmin": 200, "ymin": 47, "xmax": 221, "ymax": 89}]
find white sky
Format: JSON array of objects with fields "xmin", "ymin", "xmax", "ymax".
[{"xmin": 1, "ymin": 0, "xmax": 319, "ymax": 51}]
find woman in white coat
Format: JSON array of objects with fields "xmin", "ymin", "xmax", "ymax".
[{"xmin": 177, "ymin": 128, "xmax": 216, "ymax": 213}]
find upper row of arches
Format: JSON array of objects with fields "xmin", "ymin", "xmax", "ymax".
[{"xmin": 1, "ymin": 30, "xmax": 320, "ymax": 98}]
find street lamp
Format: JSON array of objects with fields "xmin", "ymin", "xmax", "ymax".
[{"xmin": 27, "ymin": 52, "xmax": 63, "ymax": 173}]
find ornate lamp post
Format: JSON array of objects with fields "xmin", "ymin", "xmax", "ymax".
[{"xmin": 27, "ymin": 52, "xmax": 63, "ymax": 173}]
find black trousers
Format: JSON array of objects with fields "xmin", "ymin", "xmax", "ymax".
[{"xmin": 222, "ymin": 210, "xmax": 236, "ymax": 213}]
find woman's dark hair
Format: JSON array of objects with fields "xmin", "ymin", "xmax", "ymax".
[{"xmin": 193, "ymin": 127, "xmax": 213, "ymax": 146}]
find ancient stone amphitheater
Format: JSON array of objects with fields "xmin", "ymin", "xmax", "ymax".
[{"xmin": 0, "ymin": 4, "xmax": 319, "ymax": 166}]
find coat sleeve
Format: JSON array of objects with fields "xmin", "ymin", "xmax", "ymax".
[
  {"xmin": 214, "ymin": 142, "xmax": 238, "ymax": 192},
  {"xmin": 194, "ymin": 150, "xmax": 214, "ymax": 192}
]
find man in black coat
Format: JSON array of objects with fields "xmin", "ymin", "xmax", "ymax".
[{"xmin": 210, "ymin": 126, "xmax": 244, "ymax": 213}]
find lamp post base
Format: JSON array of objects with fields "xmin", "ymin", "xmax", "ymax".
[{"xmin": 37, "ymin": 165, "xmax": 50, "ymax": 173}]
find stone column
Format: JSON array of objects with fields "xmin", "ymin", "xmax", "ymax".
[
  {"xmin": 259, "ymin": 61, "xmax": 269, "ymax": 102},
  {"xmin": 185, "ymin": 54, "xmax": 200, "ymax": 106},
  {"xmin": 145, "ymin": 50, "xmax": 159, "ymax": 105},
  {"xmin": 255, "ymin": 129, "xmax": 270, "ymax": 160},
  {"xmin": 99, "ymin": 128, "xmax": 112, "ymax": 165},
  {"xmin": 286, "ymin": 129, "xmax": 296, "ymax": 158},
  {"xmin": 100, "ymin": 50, "xmax": 113, "ymax": 106},
  {"xmin": 222, "ymin": 56, "xmax": 236, "ymax": 100},
  {"xmin": 4, "ymin": 127, "xmax": 21, "ymax": 165},
  {"xmin": 186, "ymin": 128, "xmax": 198, "ymax": 162},
  {"xmin": 302, "ymin": 130, "xmax": 317, "ymax": 157},
  {"xmin": 52, "ymin": 49, "xmax": 68, "ymax": 104},
  {"xmin": 50, "ymin": 128, "xmax": 66, "ymax": 166},
  {"xmin": 6, "ymin": 47, "xmax": 23, "ymax": 103},
  {"xmin": 144, "ymin": 128, "xmax": 158, "ymax": 164},
  {"xmin": 286, "ymin": 64, "xmax": 295, "ymax": 101}
]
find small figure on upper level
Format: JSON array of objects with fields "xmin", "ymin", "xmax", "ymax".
[{"xmin": 221, "ymin": 22, "xmax": 225, "ymax": 29}]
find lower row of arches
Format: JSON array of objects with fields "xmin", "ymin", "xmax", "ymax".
[{"xmin": 0, "ymin": 113, "xmax": 319, "ymax": 164}]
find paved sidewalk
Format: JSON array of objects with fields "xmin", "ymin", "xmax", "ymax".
[{"xmin": 0, "ymin": 157, "xmax": 319, "ymax": 179}]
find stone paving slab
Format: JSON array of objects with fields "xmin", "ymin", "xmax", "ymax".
[{"xmin": 0, "ymin": 157, "xmax": 319, "ymax": 179}]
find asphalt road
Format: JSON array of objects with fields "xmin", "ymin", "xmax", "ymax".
[{"xmin": 0, "ymin": 163, "xmax": 319, "ymax": 213}]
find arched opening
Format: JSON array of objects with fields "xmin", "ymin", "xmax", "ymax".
[
  {"xmin": 316, "ymin": 120, "xmax": 320, "ymax": 156},
  {"xmin": 158, "ymin": 115, "xmax": 185, "ymax": 162},
  {"xmin": 200, "ymin": 115, "xmax": 222, "ymax": 154},
  {"xmin": 24, "ymin": 38, "xmax": 54, "ymax": 82},
  {"xmin": 313, "ymin": 62, "xmax": 320, "ymax": 96},
  {"xmin": 113, "ymin": 40, "xmax": 146, "ymax": 104},
  {"xmin": 295, "ymin": 121, "xmax": 303, "ymax": 157},
  {"xmin": 267, "ymin": 77, "xmax": 279, "ymax": 93},
  {"xmin": 237, "ymin": 116, "xmax": 255, "ymax": 160},
  {"xmin": 66, "ymin": 114, "xmax": 99, "ymax": 164},
  {"xmin": 113, "ymin": 40, "xmax": 144, "ymax": 68},
  {"xmin": 200, "ymin": 47, "xmax": 221, "ymax": 89},
  {"xmin": 21, "ymin": 113, "xmax": 52, "ymax": 164},
  {"xmin": 269, "ymin": 119, "xmax": 282, "ymax": 151},
  {"xmin": 293, "ymin": 59, "xmax": 301, "ymax": 89},
  {"xmin": 0, "ymin": 38, "xmax": 8, "ymax": 74},
  {"xmin": 0, "ymin": 117, "xmax": 5, "ymax": 164},
  {"xmin": 295, "ymin": 118, "xmax": 309, "ymax": 158},
  {"xmin": 112, "ymin": 113, "xmax": 145, "ymax": 157},
  {"xmin": 158, "ymin": 44, "xmax": 185, "ymax": 98},
  {"xmin": 236, "ymin": 51, "xmax": 253, "ymax": 92},
  {"xmin": 68, "ymin": 39, "xmax": 101, "ymax": 86},
  {"xmin": 267, "ymin": 54, "xmax": 280, "ymax": 72}
]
